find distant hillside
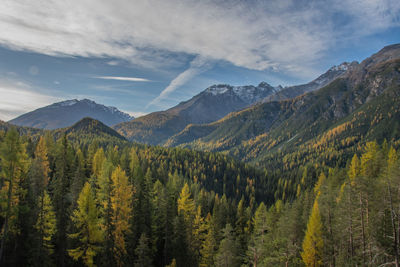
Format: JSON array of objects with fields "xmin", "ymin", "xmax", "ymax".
[
  {"xmin": 0, "ymin": 119, "xmax": 44, "ymax": 137},
  {"xmin": 167, "ymin": 44, "xmax": 400, "ymax": 168},
  {"xmin": 9, "ymin": 99, "xmax": 134, "ymax": 130},
  {"xmin": 54, "ymin": 117, "xmax": 126, "ymax": 144}
]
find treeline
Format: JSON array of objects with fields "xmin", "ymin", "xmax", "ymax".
[{"xmin": 1, "ymin": 128, "xmax": 399, "ymax": 266}]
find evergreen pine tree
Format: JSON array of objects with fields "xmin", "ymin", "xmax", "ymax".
[
  {"xmin": 71, "ymin": 148, "xmax": 87, "ymax": 204},
  {"xmin": 52, "ymin": 134, "xmax": 73, "ymax": 267},
  {"xmin": 0, "ymin": 128, "xmax": 28, "ymax": 264},
  {"xmin": 34, "ymin": 191, "xmax": 56, "ymax": 265},
  {"xmin": 29, "ymin": 137, "xmax": 55, "ymax": 264},
  {"xmin": 96, "ymin": 158, "xmax": 115, "ymax": 266},
  {"xmin": 215, "ymin": 224, "xmax": 240, "ymax": 267},
  {"xmin": 247, "ymin": 202, "xmax": 268, "ymax": 267},
  {"xmin": 200, "ymin": 213, "xmax": 217, "ymax": 267},
  {"xmin": 134, "ymin": 233, "xmax": 153, "ymax": 267}
]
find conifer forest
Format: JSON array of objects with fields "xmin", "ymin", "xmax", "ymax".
[{"xmin": 1, "ymin": 126, "xmax": 400, "ymax": 267}]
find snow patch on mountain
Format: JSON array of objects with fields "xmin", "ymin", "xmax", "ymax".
[
  {"xmin": 328, "ymin": 62, "xmax": 358, "ymax": 72},
  {"xmin": 205, "ymin": 85, "xmax": 230, "ymax": 96},
  {"xmin": 54, "ymin": 99, "xmax": 79, "ymax": 107},
  {"xmin": 204, "ymin": 82, "xmax": 276, "ymax": 103}
]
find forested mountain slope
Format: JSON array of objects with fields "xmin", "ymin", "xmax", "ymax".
[
  {"xmin": 168, "ymin": 44, "xmax": 400, "ymax": 169},
  {"xmin": 52, "ymin": 117, "xmax": 127, "ymax": 147},
  {"xmin": 114, "ymin": 63, "xmax": 347, "ymax": 145},
  {"xmin": 113, "ymin": 82, "xmax": 278, "ymax": 145}
]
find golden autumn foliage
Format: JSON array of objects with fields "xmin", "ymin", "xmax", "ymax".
[
  {"xmin": 177, "ymin": 183, "xmax": 196, "ymax": 222},
  {"xmin": 301, "ymin": 198, "xmax": 324, "ymax": 267},
  {"xmin": 92, "ymin": 148, "xmax": 105, "ymax": 179},
  {"xmin": 348, "ymin": 154, "xmax": 361, "ymax": 186},
  {"xmin": 34, "ymin": 137, "xmax": 50, "ymax": 188},
  {"xmin": 111, "ymin": 166, "xmax": 133, "ymax": 266}
]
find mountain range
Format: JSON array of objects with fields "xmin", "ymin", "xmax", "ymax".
[
  {"xmin": 5, "ymin": 44, "xmax": 400, "ymax": 168},
  {"xmin": 113, "ymin": 61, "xmax": 351, "ymax": 145},
  {"xmin": 8, "ymin": 99, "xmax": 134, "ymax": 130},
  {"xmin": 165, "ymin": 43, "xmax": 400, "ymax": 167}
]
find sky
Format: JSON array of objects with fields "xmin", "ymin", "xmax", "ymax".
[{"xmin": 0, "ymin": 0, "xmax": 400, "ymax": 121}]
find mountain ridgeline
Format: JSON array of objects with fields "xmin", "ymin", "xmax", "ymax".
[
  {"xmin": 113, "ymin": 63, "xmax": 349, "ymax": 145},
  {"xmin": 9, "ymin": 99, "xmax": 134, "ymax": 130},
  {"xmin": 164, "ymin": 44, "xmax": 400, "ymax": 167},
  {"xmin": 262, "ymin": 61, "xmax": 358, "ymax": 103},
  {"xmin": 113, "ymin": 82, "xmax": 277, "ymax": 145}
]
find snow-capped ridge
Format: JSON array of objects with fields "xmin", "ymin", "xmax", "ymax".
[
  {"xmin": 205, "ymin": 84, "xmax": 232, "ymax": 96},
  {"xmin": 204, "ymin": 82, "xmax": 275, "ymax": 103},
  {"xmin": 328, "ymin": 61, "xmax": 358, "ymax": 72},
  {"xmin": 53, "ymin": 99, "xmax": 79, "ymax": 107}
]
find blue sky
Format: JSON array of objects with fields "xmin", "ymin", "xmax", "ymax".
[{"xmin": 0, "ymin": 0, "xmax": 399, "ymax": 120}]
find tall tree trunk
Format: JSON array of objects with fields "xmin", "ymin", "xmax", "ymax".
[
  {"xmin": 360, "ymin": 192, "xmax": 366, "ymax": 266},
  {"xmin": 388, "ymin": 181, "xmax": 400, "ymax": 267},
  {"xmin": 325, "ymin": 208, "xmax": 335, "ymax": 266},
  {"xmin": 39, "ymin": 193, "xmax": 44, "ymax": 262},
  {"xmin": 365, "ymin": 197, "xmax": 373, "ymax": 264},
  {"xmin": 349, "ymin": 191, "xmax": 354, "ymax": 258},
  {"xmin": 397, "ymin": 186, "xmax": 400, "ymax": 265}
]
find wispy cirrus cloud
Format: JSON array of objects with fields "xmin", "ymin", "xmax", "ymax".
[
  {"xmin": 147, "ymin": 55, "xmax": 213, "ymax": 107},
  {"xmin": 95, "ymin": 76, "xmax": 151, "ymax": 82}
]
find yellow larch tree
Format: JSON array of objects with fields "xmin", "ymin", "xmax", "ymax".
[
  {"xmin": 111, "ymin": 166, "xmax": 133, "ymax": 266},
  {"xmin": 301, "ymin": 198, "xmax": 324, "ymax": 267},
  {"xmin": 69, "ymin": 182, "xmax": 103, "ymax": 267}
]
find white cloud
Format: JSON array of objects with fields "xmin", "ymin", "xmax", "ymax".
[
  {"xmin": 0, "ymin": 79, "xmax": 60, "ymax": 121},
  {"xmin": 95, "ymin": 76, "xmax": 151, "ymax": 82},
  {"xmin": 107, "ymin": 60, "xmax": 120, "ymax": 66},
  {"xmin": 1, "ymin": 0, "xmax": 398, "ymax": 75}
]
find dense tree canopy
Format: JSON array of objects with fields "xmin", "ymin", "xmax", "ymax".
[{"xmin": 0, "ymin": 127, "xmax": 399, "ymax": 266}]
